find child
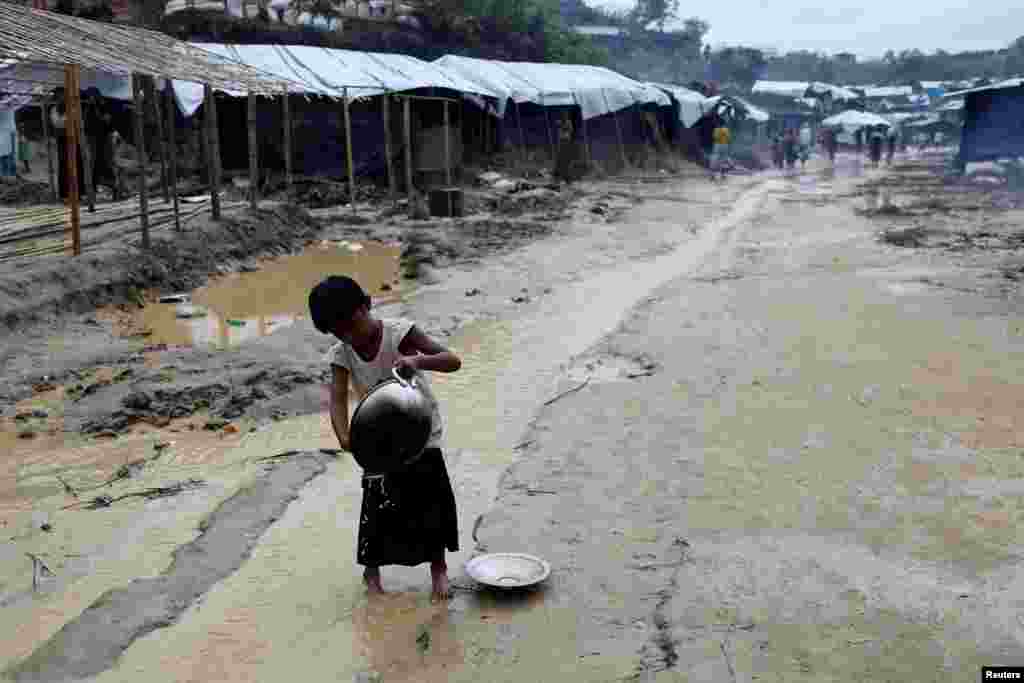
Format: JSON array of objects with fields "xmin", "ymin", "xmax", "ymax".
[{"xmin": 309, "ymin": 275, "xmax": 462, "ymax": 601}]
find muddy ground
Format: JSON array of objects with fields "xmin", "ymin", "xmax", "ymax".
[
  {"xmin": 0, "ymin": 165, "xmax": 673, "ymax": 439},
  {"xmin": 3, "ymin": 148, "xmax": 1023, "ymax": 681}
]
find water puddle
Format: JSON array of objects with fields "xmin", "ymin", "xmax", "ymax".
[{"xmin": 110, "ymin": 241, "xmax": 402, "ymax": 349}]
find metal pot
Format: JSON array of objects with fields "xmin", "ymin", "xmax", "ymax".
[{"xmin": 349, "ymin": 368, "xmax": 433, "ymax": 473}]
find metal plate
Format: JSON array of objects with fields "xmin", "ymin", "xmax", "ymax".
[{"xmin": 465, "ymin": 553, "xmax": 551, "ymax": 589}]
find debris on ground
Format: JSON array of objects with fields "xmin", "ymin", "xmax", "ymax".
[{"xmin": 66, "ymin": 479, "xmax": 206, "ymax": 510}]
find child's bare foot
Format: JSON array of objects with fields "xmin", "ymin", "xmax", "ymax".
[
  {"xmin": 430, "ymin": 562, "xmax": 450, "ymax": 602},
  {"xmin": 364, "ymin": 568, "xmax": 384, "ymax": 595}
]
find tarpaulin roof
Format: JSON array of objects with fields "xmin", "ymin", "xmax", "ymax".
[
  {"xmin": 171, "ymin": 43, "xmax": 498, "ymax": 116},
  {"xmin": 648, "ymin": 83, "xmax": 711, "ymax": 127},
  {"xmin": 946, "ymin": 78, "xmax": 1024, "ymax": 97},
  {"xmin": 822, "ymin": 110, "xmax": 893, "ymax": 130},
  {"xmin": 863, "ymin": 86, "xmax": 914, "ymax": 98},
  {"xmin": 704, "ymin": 95, "xmax": 771, "ymax": 122},
  {"xmin": 752, "ymin": 81, "xmax": 810, "ymax": 98},
  {"xmin": 433, "ymin": 55, "xmax": 670, "ymax": 120},
  {"xmin": 806, "ymin": 82, "xmax": 861, "ymax": 101}
]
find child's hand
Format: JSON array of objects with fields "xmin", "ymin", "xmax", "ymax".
[{"xmin": 394, "ymin": 356, "xmax": 419, "ymax": 379}]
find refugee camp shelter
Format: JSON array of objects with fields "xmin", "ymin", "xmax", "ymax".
[
  {"xmin": 170, "ymin": 44, "xmax": 498, "ymax": 185},
  {"xmin": 433, "ymin": 55, "xmax": 673, "ymax": 168},
  {"xmin": 951, "ymin": 78, "xmax": 1024, "ymax": 162},
  {"xmin": 0, "ymin": 2, "xmax": 301, "ymax": 255}
]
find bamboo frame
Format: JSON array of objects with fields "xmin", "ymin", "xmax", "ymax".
[
  {"xmin": 282, "ymin": 89, "xmax": 292, "ymax": 191},
  {"xmin": 343, "ymin": 87, "xmax": 355, "ymax": 211},
  {"xmin": 403, "ymin": 95, "xmax": 412, "ymax": 204},
  {"xmin": 64, "ymin": 65, "xmax": 81, "ymax": 256},
  {"xmin": 40, "ymin": 101, "xmax": 56, "ymax": 201},
  {"xmin": 131, "ymin": 74, "xmax": 150, "ymax": 250},
  {"xmin": 164, "ymin": 82, "xmax": 181, "ymax": 232},
  {"xmin": 151, "ymin": 77, "xmax": 170, "ymax": 203},
  {"xmin": 602, "ymin": 88, "xmax": 627, "ymax": 170},
  {"xmin": 383, "ymin": 93, "xmax": 395, "ymax": 199},
  {"xmin": 247, "ymin": 91, "xmax": 258, "ymax": 210},
  {"xmin": 204, "ymin": 84, "xmax": 222, "ymax": 220},
  {"xmin": 572, "ymin": 92, "xmax": 591, "ymax": 173},
  {"xmin": 541, "ymin": 93, "xmax": 556, "ymax": 162},
  {"xmin": 514, "ymin": 99, "xmax": 526, "ymax": 165},
  {"xmin": 76, "ymin": 96, "xmax": 95, "ymax": 212},
  {"xmin": 443, "ymin": 99, "xmax": 452, "ymax": 217}
]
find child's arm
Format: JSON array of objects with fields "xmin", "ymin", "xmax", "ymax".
[
  {"xmin": 328, "ymin": 365, "xmax": 351, "ymax": 451},
  {"xmin": 395, "ymin": 326, "xmax": 461, "ymax": 376}
]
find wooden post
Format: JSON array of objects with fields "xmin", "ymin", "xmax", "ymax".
[
  {"xmin": 76, "ymin": 90, "xmax": 95, "ymax": 212},
  {"xmin": 204, "ymin": 84, "xmax": 221, "ymax": 220},
  {"xmin": 132, "ymin": 74, "xmax": 150, "ymax": 250},
  {"xmin": 343, "ymin": 87, "xmax": 355, "ymax": 211},
  {"xmin": 282, "ymin": 89, "xmax": 292, "ymax": 192},
  {"xmin": 164, "ymin": 82, "xmax": 181, "ymax": 232},
  {"xmin": 403, "ymin": 95, "xmax": 412, "ymax": 204},
  {"xmin": 247, "ymin": 91, "xmax": 258, "ymax": 210},
  {"xmin": 541, "ymin": 93, "xmax": 556, "ymax": 162},
  {"xmin": 64, "ymin": 65, "xmax": 81, "ymax": 256},
  {"xmin": 514, "ymin": 99, "xmax": 526, "ymax": 165},
  {"xmin": 443, "ymin": 99, "xmax": 452, "ymax": 216},
  {"xmin": 151, "ymin": 77, "xmax": 170, "ymax": 203},
  {"xmin": 382, "ymin": 93, "xmax": 396, "ymax": 199},
  {"xmin": 572, "ymin": 93, "xmax": 591, "ymax": 173},
  {"xmin": 40, "ymin": 101, "xmax": 56, "ymax": 201},
  {"xmin": 603, "ymin": 88, "xmax": 627, "ymax": 170}
]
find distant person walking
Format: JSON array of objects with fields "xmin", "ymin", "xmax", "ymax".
[
  {"xmin": 783, "ymin": 128, "xmax": 798, "ymax": 169},
  {"xmin": 824, "ymin": 127, "xmax": 837, "ymax": 163},
  {"xmin": 771, "ymin": 133, "xmax": 784, "ymax": 169},
  {"xmin": 710, "ymin": 120, "xmax": 731, "ymax": 180}
]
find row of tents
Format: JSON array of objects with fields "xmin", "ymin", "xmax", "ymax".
[{"xmin": 2, "ymin": 43, "xmax": 773, "ymax": 183}]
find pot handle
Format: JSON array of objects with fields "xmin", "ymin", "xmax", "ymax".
[{"xmin": 392, "ymin": 366, "xmax": 418, "ymax": 388}]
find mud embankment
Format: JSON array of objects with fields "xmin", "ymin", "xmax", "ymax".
[{"xmin": 0, "ymin": 205, "xmax": 322, "ymax": 332}]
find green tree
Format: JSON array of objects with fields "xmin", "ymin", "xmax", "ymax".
[{"xmin": 710, "ymin": 46, "xmax": 767, "ymax": 88}]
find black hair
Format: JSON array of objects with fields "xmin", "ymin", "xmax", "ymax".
[{"xmin": 308, "ymin": 275, "xmax": 371, "ymax": 334}]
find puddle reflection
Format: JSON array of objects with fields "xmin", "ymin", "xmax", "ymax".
[{"xmin": 129, "ymin": 241, "xmax": 402, "ymax": 349}]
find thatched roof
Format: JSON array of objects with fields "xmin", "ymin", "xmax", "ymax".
[{"xmin": 0, "ymin": 2, "xmax": 304, "ymax": 100}]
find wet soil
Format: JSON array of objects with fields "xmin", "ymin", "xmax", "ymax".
[{"xmin": 6, "ymin": 151, "xmax": 1023, "ymax": 681}]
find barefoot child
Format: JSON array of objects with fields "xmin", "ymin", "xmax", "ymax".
[{"xmin": 309, "ymin": 276, "xmax": 461, "ymax": 601}]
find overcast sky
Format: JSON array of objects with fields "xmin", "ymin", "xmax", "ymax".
[{"xmin": 588, "ymin": 0, "xmax": 1024, "ymax": 58}]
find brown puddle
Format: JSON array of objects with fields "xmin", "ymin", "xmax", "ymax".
[{"xmin": 107, "ymin": 240, "xmax": 402, "ymax": 349}]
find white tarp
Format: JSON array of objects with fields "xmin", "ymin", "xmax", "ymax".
[
  {"xmin": 171, "ymin": 43, "xmax": 499, "ymax": 116},
  {"xmin": 752, "ymin": 81, "xmax": 810, "ymax": 98},
  {"xmin": 648, "ymin": 83, "xmax": 710, "ymax": 127},
  {"xmin": 946, "ymin": 78, "xmax": 1024, "ymax": 97},
  {"xmin": 806, "ymin": 82, "xmax": 861, "ymax": 101},
  {"xmin": 705, "ymin": 95, "xmax": 770, "ymax": 122},
  {"xmin": 433, "ymin": 55, "xmax": 670, "ymax": 120},
  {"xmin": 863, "ymin": 85, "xmax": 914, "ymax": 98},
  {"xmin": 822, "ymin": 110, "xmax": 892, "ymax": 132}
]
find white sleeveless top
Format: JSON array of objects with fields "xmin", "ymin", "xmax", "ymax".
[{"xmin": 327, "ymin": 318, "xmax": 444, "ymax": 449}]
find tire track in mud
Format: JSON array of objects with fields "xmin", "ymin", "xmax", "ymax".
[{"xmin": 4, "ymin": 452, "xmax": 334, "ymax": 683}]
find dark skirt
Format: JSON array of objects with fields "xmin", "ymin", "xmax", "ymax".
[{"xmin": 357, "ymin": 448, "xmax": 459, "ymax": 567}]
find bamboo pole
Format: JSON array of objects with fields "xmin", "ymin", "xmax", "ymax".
[
  {"xmin": 572, "ymin": 92, "xmax": 591, "ymax": 173},
  {"xmin": 343, "ymin": 87, "xmax": 355, "ymax": 211},
  {"xmin": 204, "ymin": 84, "xmax": 221, "ymax": 220},
  {"xmin": 151, "ymin": 77, "xmax": 170, "ymax": 203},
  {"xmin": 513, "ymin": 99, "xmax": 526, "ymax": 165},
  {"xmin": 443, "ymin": 99, "xmax": 452, "ymax": 216},
  {"xmin": 164, "ymin": 82, "xmax": 181, "ymax": 232},
  {"xmin": 40, "ymin": 101, "xmax": 56, "ymax": 201},
  {"xmin": 64, "ymin": 65, "xmax": 81, "ymax": 256},
  {"xmin": 131, "ymin": 74, "xmax": 150, "ymax": 250},
  {"xmin": 403, "ymin": 95, "xmax": 412, "ymax": 204},
  {"xmin": 282, "ymin": 89, "xmax": 292, "ymax": 192},
  {"xmin": 602, "ymin": 88, "xmax": 627, "ymax": 170},
  {"xmin": 247, "ymin": 91, "xmax": 258, "ymax": 210},
  {"xmin": 541, "ymin": 93, "xmax": 556, "ymax": 162},
  {"xmin": 76, "ymin": 91, "xmax": 95, "ymax": 213},
  {"xmin": 382, "ymin": 93, "xmax": 395, "ymax": 199}
]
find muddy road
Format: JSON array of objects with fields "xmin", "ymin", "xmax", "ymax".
[{"xmin": 3, "ymin": 151, "xmax": 1024, "ymax": 681}]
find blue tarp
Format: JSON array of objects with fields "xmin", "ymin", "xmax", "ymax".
[{"xmin": 959, "ymin": 86, "xmax": 1024, "ymax": 162}]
